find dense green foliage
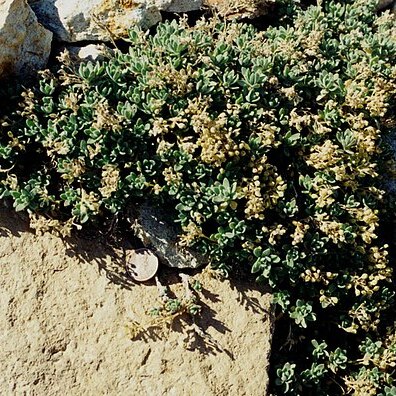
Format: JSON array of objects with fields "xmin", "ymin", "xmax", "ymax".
[{"xmin": 0, "ymin": 0, "xmax": 395, "ymax": 394}]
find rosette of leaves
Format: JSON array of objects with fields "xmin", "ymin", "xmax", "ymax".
[{"xmin": 0, "ymin": 0, "xmax": 395, "ymax": 393}]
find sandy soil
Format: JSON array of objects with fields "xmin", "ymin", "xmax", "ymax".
[{"xmin": 0, "ymin": 204, "xmax": 273, "ymax": 396}]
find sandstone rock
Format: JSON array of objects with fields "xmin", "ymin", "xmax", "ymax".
[
  {"xmin": 28, "ymin": 0, "xmax": 202, "ymax": 43},
  {"xmin": 0, "ymin": 0, "xmax": 52, "ymax": 79},
  {"xmin": 203, "ymin": 0, "xmax": 274, "ymax": 19},
  {"xmin": 130, "ymin": 203, "xmax": 206, "ymax": 269},
  {"xmin": 0, "ymin": 205, "xmax": 273, "ymax": 395}
]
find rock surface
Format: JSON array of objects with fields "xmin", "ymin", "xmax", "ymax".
[
  {"xmin": 28, "ymin": 0, "xmax": 202, "ymax": 42},
  {"xmin": 130, "ymin": 203, "xmax": 206, "ymax": 269},
  {"xmin": 0, "ymin": 0, "xmax": 52, "ymax": 79},
  {"xmin": 377, "ymin": 0, "xmax": 394, "ymax": 10},
  {"xmin": 385, "ymin": 133, "xmax": 396, "ymax": 193},
  {"xmin": 165, "ymin": 0, "xmax": 201, "ymax": 12},
  {"xmin": 0, "ymin": 205, "xmax": 273, "ymax": 395}
]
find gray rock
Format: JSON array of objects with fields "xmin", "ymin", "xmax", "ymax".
[
  {"xmin": 28, "ymin": 0, "xmax": 203, "ymax": 43},
  {"xmin": 130, "ymin": 203, "xmax": 206, "ymax": 269},
  {"xmin": 385, "ymin": 133, "xmax": 396, "ymax": 194},
  {"xmin": 165, "ymin": 0, "xmax": 201, "ymax": 12},
  {"xmin": 377, "ymin": 0, "xmax": 394, "ymax": 10},
  {"xmin": 0, "ymin": 0, "xmax": 52, "ymax": 79}
]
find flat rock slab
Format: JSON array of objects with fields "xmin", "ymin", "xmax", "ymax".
[{"xmin": 0, "ymin": 206, "xmax": 273, "ymax": 395}]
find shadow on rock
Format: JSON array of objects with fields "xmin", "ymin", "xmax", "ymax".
[{"xmin": 0, "ymin": 202, "xmax": 31, "ymax": 237}]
